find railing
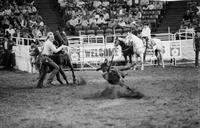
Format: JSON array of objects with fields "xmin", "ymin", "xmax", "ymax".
[
  {"xmin": 175, "ymin": 28, "xmax": 195, "ymax": 40},
  {"xmin": 8, "ymin": 31, "xmax": 195, "ymax": 72},
  {"xmin": 11, "ymin": 36, "xmax": 46, "ymax": 46},
  {"xmin": 11, "ymin": 32, "xmax": 176, "ymax": 47},
  {"xmin": 153, "ymin": 33, "xmax": 175, "ymax": 41}
]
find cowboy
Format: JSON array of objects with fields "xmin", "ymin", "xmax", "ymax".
[
  {"xmin": 150, "ymin": 35, "xmax": 165, "ymax": 68},
  {"xmin": 194, "ymin": 30, "xmax": 200, "ymax": 67},
  {"xmin": 141, "ymin": 22, "xmax": 151, "ymax": 61},
  {"xmin": 96, "ymin": 59, "xmax": 129, "ymax": 85},
  {"xmin": 96, "ymin": 59, "xmax": 144, "ymax": 98},
  {"xmin": 36, "ymin": 32, "xmax": 68, "ymax": 88}
]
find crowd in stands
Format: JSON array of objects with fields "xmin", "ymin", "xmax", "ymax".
[
  {"xmin": 0, "ymin": 0, "xmax": 46, "ymax": 39},
  {"xmin": 0, "ymin": 0, "xmax": 47, "ymax": 69},
  {"xmin": 181, "ymin": 1, "xmax": 200, "ymax": 32},
  {"xmin": 57, "ymin": 0, "xmax": 166, "ymax": 36}
]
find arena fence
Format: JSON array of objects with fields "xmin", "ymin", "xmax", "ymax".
[{"xmin": 7, "ymin": 31, "xmax": 195, "ymax": 72}]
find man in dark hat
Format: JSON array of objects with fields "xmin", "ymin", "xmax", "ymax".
[
  {"xmin": 3, "ymin": 35, "xmax": 15, "ymax": 69},
  {"xmin": 96, "ymin": 59, "xmax": 144, "ymax": 99},
  {"xmin": 96, "ymin": 59, "xmax": 134, "ymax": 85},
  {"xmin": 194, "ymin": 30, "xmax": 200, "ymax": 67}
]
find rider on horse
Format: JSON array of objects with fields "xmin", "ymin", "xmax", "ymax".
[{"xmin": 122, "ymin": 32, "xmax": 145, "ymax": 70}]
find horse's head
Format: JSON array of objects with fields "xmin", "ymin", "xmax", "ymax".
[{"xmin": 114, "ymin": 37, "xmax": 126, "ymax": 47}]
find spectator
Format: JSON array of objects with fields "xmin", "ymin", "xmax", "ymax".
[
  {"xmin": 1, "ymin": 16, "xmax": 10, "ymax": 29},
  {"xmin": 4, "ymin": 6, "xmax": 12, "ymax": 16},
  {"xmin": 155, "ymin": 1, "xmax": 163, "ymax": 10},
  {"xmin": 182, "ymin": 10, "xmax": 192, "ymax": 25},
  {"xmin": 146, "ymin": 2, "xmax": 156, "ymax": 10},
  {"xmin": 118, "ymin": 18, "xmax": 127, "ymax": 28},
  {"xmin": 102, "ymin": 1, "xmax": 109, "ymax": 7},
  {"xmin": 3, "ymin": 36, "xmax": 15, "ymax": 69},
  {"xmin": 5, "ymin": 24, "xmax": 15, "ymax": 36},
  {"xmin": 96, "ymin": 14, "xmax": 107, "ymax": 27},
  {"xmin": 93, "ymin": 0, "xmax": 102, "ymax": 8},
  {"xmin": 135, "ymin": 7, "xmax": 142, "ymax": 20},
  {"xmin": 125, "ymin": 0, "xmax": 133, "ymax": 12},
  {"xmin": 66, "ymin": 16, "xmax": 81, "ymax": 34},
  {"xmin": 29, "ymin": 16, "xmax": 37, "ymax": 28},
  {"xmin": 81, "ymin": 16, "xmax": 90, "ymax": 28},
  {"xmin": 102, "ymin": 9, "xmax": 110, "ymax": 21},
  {"xmin": 32, "ymin": 25, "xmax": 42, "ymax": 38},
  {"xmin": 107, "ymin": 19, "xmax": 117, "ymax": 28},
  {"xmin": 194, "ymin": 24, "xmax": 200, "ymax": 67},
  {"xmin": 13, "ymin": 18, "xmax": 21, "ymax": 30},
  {"xmin": 29, "ymin": 40, "xmax": 39, "ymax": 73},
  {"xmin": 18, "ymin": 13, "xmax": 28, "ymax": 28},
  {"xmin": 89, "ymin": 16, "xmax": 97, "ymax": 27}
]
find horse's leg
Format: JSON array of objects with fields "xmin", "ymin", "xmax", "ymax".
[
  {"xmin": 59, "ymin": 66, "xmax": 69, "ymax": 85},
  {"xmin": 142, "ymin": 38, "xmax": 147, "ymax": 63},
  {"xmin": 133, "ymin": 54, "xmax": 137, "ymax": 70},
  {"xmin": 154, "ymin": 59, "xmax": 157, "ymax": 67},
  {"xmin": 140, "ymin": 54, "xmax": 144, "ymax": 70},
  {"xmin": 67, "ymin": 61, "xmax": 76, "ymax": 84},
  {"xmin": 56, "ymin": 72, "xmax": 64, "ymax": 85},
  {"xmin": 160, "ymin": 52, "xmax": 165, "ymax": 68},
  {"xmin": 129, "ymin": 54, "xmax": 132, "ymax": 64},
  {"xmin": 124, "ymin": 55, "xmax": 128, "ymax": 65},
  {"xmin": 157, "ymin": 55, "xmax": 160, "ymax": 66}
]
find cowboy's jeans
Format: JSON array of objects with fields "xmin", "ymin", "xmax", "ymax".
[{"xmin": 37, "ymin": 55, "xmax": 59, "ymax": 88}]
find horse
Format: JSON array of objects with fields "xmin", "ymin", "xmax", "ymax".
[
  {"xmin": 114, "ymin": 37, "xmax": 133, "ymax": 65},
  {"xmin": 115, "ymin": 33, "xmax": 145, "ymax": 70},
  {"xmin": 149, "ymin": 38, "xmax": 165, "ymax": 68},
  {"xmin": 35, "ymin": 30, "xmax": 76, "ymax": 85},
  {"xmin": 52, "ymin": 30, "xmax": 77, "ymax": 84}
]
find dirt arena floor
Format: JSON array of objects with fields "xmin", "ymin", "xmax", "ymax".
[{"xmin": 0, "ymin": 65, "xmax": 199, "ymax": 128}]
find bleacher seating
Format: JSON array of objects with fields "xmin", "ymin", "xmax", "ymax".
[
  {"xmin": 105, "ymin": 28, "xmax": 113, "ymax": 35},
  {"xmin": 96, "ymin": 29, "xmax": 104, "ymax": 36},
  {"xmin": 59, "ymin": 1, "xmax": 168, "ymax": 37}
]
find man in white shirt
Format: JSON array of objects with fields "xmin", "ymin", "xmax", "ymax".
[
  {"xmin": 93, "ymin": 0, "xmax": 102, "ymax": 8},
  {"xmin": 96, "ymin": 15, "xmax": 107, "ymax": 27},
  {"xmin": 37, "ymin": 32, "xmax": 67, "ymax": 88},
  {"xmin": 118, "ymin": 18, "xmax": 127, "ymax": 27},
  {"xmin": 150, "ymin": 36, "xmax": 165, "ymax": 68},
  {"xmin": 5, "ymin": 25, "xmax": 15, "ymax": 36},
  {"xmin": 89, "ymin": 16, "xmax": 97, "ymax": 26},
  {"xmin": 141, "ymin": 23, "xmax": 151, "ymax": 61}
]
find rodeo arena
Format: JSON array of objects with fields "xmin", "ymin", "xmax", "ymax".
[{"xmin": 0, "ymin": 0, "xmax": 200, "ymax": 128}]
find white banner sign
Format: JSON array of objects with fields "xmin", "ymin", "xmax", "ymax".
[{"xmin": 69, "ymin": 40, "xmax": 182, "ymax": 63}]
